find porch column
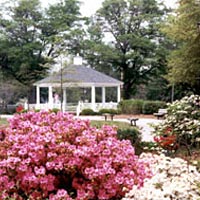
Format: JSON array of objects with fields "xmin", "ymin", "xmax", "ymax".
[
  {"xmin": 36, "ymin": 86, "xmax": 40, "ymax": 109},
  {"xmin": 102, "ymin": 87, "xmax": 106, "ymax": 106},
  {"xmin": 91, "ymin": 86, "xmax": 96, "ymax": 111},
  {"xmin": 48, "ymin": 86, "xmax": 53, "ymax": 109},
  {"xmin": 63, "ymin": 88, "xmax": 66, "ymax": 111},
  {"xmin": 117, "ymin": 85, "xmax": 121, "ymax": 103}
]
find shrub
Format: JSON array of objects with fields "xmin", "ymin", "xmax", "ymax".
[
  {"xmin": 142, "ymin": 101, "xmax": 166, "ymax": 114},
  {"xmin": 123, "ymin": 153, "xmax": 200, "ymax": 200},
  {"xmin": 0, "ymin": 104, "xmax": 16, "ymax": 114},
  {"xmin": 50, "ymin": 108, "xmax": 60, "ymax": 113},
  {"xmin": 98, "ymin": 108, "xmax": 119, "ymax": 115},
  {"xmin": 117, "ymin": 128, "xmax": 142, "ymax": 154},
  {"xmin": 0, "ymin": 111, "xmax": 152, "ymax": 199},
  {"xmin": 118, "ymin": 100, "xmax": 167, "ymax": 115},
  {"xmin": 80, "ymin": 108, "xmax": 97, "ymax": 115},
  {"xmin": 118, "ymin": 99, "xmax": 144, "ymax": 114},
  {"xmin": 153, "ymin": 95, "xmax": 200, "ymax": 152}
]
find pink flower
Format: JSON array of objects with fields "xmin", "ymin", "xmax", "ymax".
[
  {"xmin": 57, "ymin": 189, "xmax": 68, "ymax": 196},
  {"xmin": 40, "ymin": 175, "xmax": 55, "ymax": 192},
  {"xmin": 34, "ymin": 166, "xmax": 46, "ymax": 176},
  {"xmin": 0, "ymin": 110, "xmax": 152, "ymax": 199},
  {"xmin": 98, "ymin": 189, "xmax": 109, "ymax": 200}
]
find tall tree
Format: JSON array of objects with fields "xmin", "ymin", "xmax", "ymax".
[
  {"xmin": 82, "ymin": 0, "xmax": 169, "ymax": 99},
  {"xmin": 163, "ymin": 0, "xmax": 200, "ymax": 94},
  {"xmin": 0, "ymin": 0, "xmax": 82, "ymax": 101}
]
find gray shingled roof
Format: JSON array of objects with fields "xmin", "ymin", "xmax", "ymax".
[{"xmin": 34, "ymin": 65, "xmax": 123, "ymax": 87}]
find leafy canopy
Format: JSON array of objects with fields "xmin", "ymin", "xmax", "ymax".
[
  {"xmin": 163, "ymin": 0, "xmax": 200, "ymax": 93},
  {"xmin": 0, "ymin": 0, "xmax": 82, "ymax": 87},
  {"xmin": 83, "ymin": 0, "xmax": 169, "ymax": 99}
]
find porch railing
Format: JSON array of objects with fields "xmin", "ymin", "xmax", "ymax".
[{"xmin": 27, "ymin": 101, "xmax": 118, "ymax": 115}]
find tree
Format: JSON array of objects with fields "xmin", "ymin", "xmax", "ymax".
[
  {"xmin": 0, "ymin": 0, "xmax": 82, "ymax": 102},
  {"xmin": 82, "ymin": 0, "xmax": 169, "ymax": 99},
  {"xmin": 163, "ymin": 0, "xmax": 200, "ymax": 94},
  {"xmin": 0, "ymin": 78, "xmax": 25, "ymax": 113}
]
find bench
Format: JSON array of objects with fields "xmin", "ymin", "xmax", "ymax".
[
  {"xmin": 153, "ymin": 109, "xmax": 167, "ymax": 119},
  {"xmin": 127, "ymin": 118, "xmax": 139, "ymax": 126},
  {"xmin": 102, "ymin": 113, "xmax": 115, "ymax": 121}
]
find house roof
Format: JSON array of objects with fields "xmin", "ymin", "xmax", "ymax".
[{"xmin": 34, "ymin": 65, "xmax": 123, "ymax": 88}]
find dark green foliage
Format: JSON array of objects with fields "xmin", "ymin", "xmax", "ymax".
[
  {"xmin": 50, "ymin": 108, "xmax": 60, "ymax": 113},
  {"xmin": 98, "ymin": 108, "xmax": 119, "ymax": 115},
  {"xmin": 34, "ymin": 109, "xmax": 41, "ymax": 113},
  {"xmin": 80, "ymin": 108, "xmax": 97, "ymax": 115},
  {"xmin": 140, "ymin": 141, "xmax": 159, "ymax": 151},
  {"xmin": 118, "ymin": 99, "xmax": 144, "ymax": 114},
  {"xmin": 118, "ymin": 99, "xmax": 167, "ymax": 114},
  {"xmin": 142, "ymin": 101, "xmax": 167, "ymax": 114},
  {"xmin": 0, "ymin": 0, "xmax": 82, "ymax": 103},
  {"xmin": 83, "ymin": 0, "xmax": 169, "ymax": 99},
  {"xmin": 117, "ymin": 128, "xmax": 142, "ymax": 154},
  {"xmin": 0, "ymin": 105, "xmax": 16, "ymax": 114},
  {"xmin": 145, "ymin": 78, "xmax": 171, "ymax": 102},
  {"xmin": 163, "ymin": 0, "xmax": 200, "ymax": 94}
]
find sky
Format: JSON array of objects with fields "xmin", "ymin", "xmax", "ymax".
[
  {"xmin": 41, "ymin": 0, "xmax": 178, "ymax": 17},
  {"xmin": 0, "ymin": 0, "xmax": 178, "ymax": 16},
  {"xmin": 80, "ymin": 0, "xmax": 177, "ymax": 16}
]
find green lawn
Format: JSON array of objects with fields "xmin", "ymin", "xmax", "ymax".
[
  {"xmin": 0, "ymin": 118, "xmax": 133, "ymax": 129},
  {"xmin": 90, "ymin": 120, "xmax": 133, "ymax": 129},
  {"xmin": 0, "ymin": 118, "xmax": 9, "ymax": 126}
]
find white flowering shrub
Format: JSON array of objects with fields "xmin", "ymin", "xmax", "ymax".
[
  {"xmin": 123, "ymin": 153, "xmax": 200, "ymax": 200},
  {"xmin": 153, "ymin": 95, "xmax": 200, "ymax": 151}
]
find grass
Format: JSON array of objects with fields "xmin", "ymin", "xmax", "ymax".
[
  {"xmin": 0, "ymin": 117, "xmax": 133, "ymax": 130},
  {"xmin": 0, "ymin": 118, "xmax": 9, "ymax": 126},
  {"xmin": 90, "ymin": 120, "xmax": 133, "ymax": 129}
]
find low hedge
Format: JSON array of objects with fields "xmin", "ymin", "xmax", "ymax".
[
  {"xmin": 80, "ymin": 108, "xmax": 119, "ymax": 115},
  {"xmin": 118, "ymin": 99, "xmax": 167, "ymax": 115},
  {"xmin": 118, "ymin": 99, "xmax": 144, "ymax": 114},
  {"xmin": 142, "ymin": 101, "xmax": 167, "ymax": 114},
  {"xmin": 80, "ymin": 108, "xmax": 97, "ymax": 115},
  {"xmin": 98, "ymin": 108, "xmax": 119, "ymax": 115},
  {"xmin": 79, "ymin": 100, "xmax": 167, "ymax": 115}
]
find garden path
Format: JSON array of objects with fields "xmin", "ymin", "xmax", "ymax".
[{"xmin": 77, "ymin": 115, "xmax": 162, "ymax": 142}]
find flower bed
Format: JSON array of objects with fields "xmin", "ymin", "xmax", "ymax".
[
  {"xmin": 0, "ymin": 110, "xmax": 152, "ymax": 199},
  {"xmin": 123, "ymin": 153, "xmax": 200, "ymax": 200}
]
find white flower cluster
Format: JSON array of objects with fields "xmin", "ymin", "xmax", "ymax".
[{"xmin": 123, "ymin": 153, "xmax": 200, "ymax": 200}]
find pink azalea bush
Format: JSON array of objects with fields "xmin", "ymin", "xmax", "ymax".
[{"xmin": 0, "ymin": 110, "xmax": 152, "ymax": 199}]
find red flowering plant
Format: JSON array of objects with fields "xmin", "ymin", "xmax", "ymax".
[
  {"xmin": 154, "ymin": 126, "xmax": 178, "ymax": 151},
  {"xmin": 16, "ymin": 104, "xmax": 24, "ymax": 113},
  {"xmin": 0, "ymin": 111, "xmax": 152, "ymax": 200}
]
